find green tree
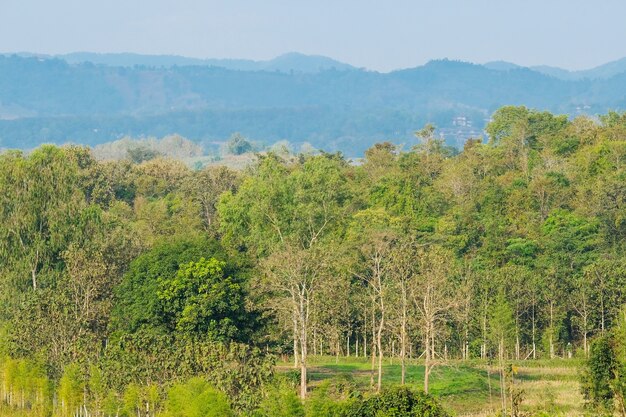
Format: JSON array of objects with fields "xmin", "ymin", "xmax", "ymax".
[
  {"xmin": 58, "ymin": 363, "xmax": 85, "ymax": 417},
  {"xmin": 581, "ymin": 335, "xmax": 616, "ymax": 414},
  {"xmin": 224, "ymin": 133, "xmax": 254, "ymax": 155},
  {"xmin": 157, "ymin": 257, "xmax": 253, "ymax": 342},
  {"xmin": 110, "ymin": 236, "xmax": 242, "ymax": 338}
]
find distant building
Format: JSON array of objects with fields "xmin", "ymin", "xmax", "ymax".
[{"xmin": 439, "ymin": 115, "xmax": 485, "ymax": 148}]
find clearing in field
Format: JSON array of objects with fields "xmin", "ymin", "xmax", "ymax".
[{"xmin": 277, "ymin": 356, "xmax": 584, "ymax": 416}]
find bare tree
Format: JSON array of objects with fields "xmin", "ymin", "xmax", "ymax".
[
  {"xmin": 389, "ymin": 237, "xmax": 427, "ymax": 384},
  {"xmin": 456, "ymin": 260, "xmax": 476, "ymax": 361},
  {"xmin": 355, "ymin": 231, "xmax": 395, "ymax": 392},
  {"xmin": 411, "ymin": 246, "xmax": 457, "ymax": 394},
  {"xmin": 262, "ymin": 243, "xmax": 327, "ymax": 399}
]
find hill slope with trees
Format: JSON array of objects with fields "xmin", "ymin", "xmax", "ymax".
[
  {"xmin": 2, "ymin": 107, "xmax": 626, "ymax": 416},
  {"xmin": 2, "ymin": 55, "xmax": 626, "ymax": 154}
]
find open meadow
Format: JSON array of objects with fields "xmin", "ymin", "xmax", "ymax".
[{"xmin": 276, "ymin": 356, "xmax": 584, "ymax": 416}]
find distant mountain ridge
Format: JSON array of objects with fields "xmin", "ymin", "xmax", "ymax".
[
  {"xmin": 485, "ymin": 57, "xmax": 626, "ymax": 80},
  {"xmin": 1, "ymin": 53, "xmax": 626, "ymax": 155},
  {"xmin": 3, "ymin": 51, "xmax": 357, "ymax": 74},
  {"xmin": 6, "ymin": 51, "xmax": 626, "ymax": 79}
]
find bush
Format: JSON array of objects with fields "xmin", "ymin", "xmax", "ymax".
[
  {"xmin": 580, "ymin": 335, "xmax": 616, "ymax": 413},
  {"xmin": 163, "ymin": 378, "xmax": 233, "ymax": 417},
  {"xmin": 342, "ymin": 386, "xmax": 450, "ymax": 417},
  {"xmin": 256, "ymin": 381, "xmax": 304, "ymax": 417},
  {"xmin": 306, "ymin": 381, "xmax": 354, "ymax": 417}
]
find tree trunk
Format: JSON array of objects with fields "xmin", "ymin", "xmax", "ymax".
[
  {"xmin": 549, "ymin": 302, "xmax": 555, "ymax": 359},
  {"xmin": 370, "ymin": 305, "xmax": 376, "ymax": 388},
  {"xmin": 293, "ymin": 311, "xmax": 299, "ymax": 368},
  {"xmin": 298, "ymin": 290, "xmax": 309, "ymax": 399},
  {"xmin": 401, "ymin": 286, "xmax": 407, "ymax": 385},
  {"xmin": 401, "ymin": 320, "xmax": 406, "ymax": 385},
  {"xmin": 482, "ymin": 310, "xmax": 487, "ymax": 360},
  {"xmin": 601, "ymin": 292, "xmax": 606, "ymax": 333},
  {"xmin": 532, "ymin": 303, "xmax": 537, "ymax": 360},
  {"xmin": 364, "ymin": 334, "xmax": 367, "ymax": 358},
  {"xmin": 499, "ymin": 338, "xmax": 507, "ymax": 417},
  {"xmin": 583, "ymin": 315, "xmax": 589, "ymax": 359},
  {"xmin": 376, "ymin": 313, "xmax": 384, "ymax": 392},
  {"xmin": 464, "ymin": 326, "xmax": 469, "ymax": 360},
  {"xmin": 300, "ymin": 360, "xmax": 307, "ymax": 399},
  {"xmin": 424, "ymin": 325, "xmax": 431, "ymax": 394}
]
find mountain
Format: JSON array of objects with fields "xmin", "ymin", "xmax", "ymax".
[
  {"xmin": 484, "ymin": 57, "xmax": 626, "ymax": 81},
  {"xmin": 0, "ymin": 54, "xmax": 625, "ymax": 155},
  {"xmin": 483, "ymin": 61, "xmax": 523, "ymax": 71},
  {"xmin": 256, "ymin": 52, "xmax": 356, "ymax": 73},
  {"xmin": 36, "ymin": 51, "xmax": 356, "ymax": 74},
  {"xmin": 578, "ymin": 57, "xmax": 626, "ymax": 80},
  {"xmin": 529, "ymin": 65, "xmax": 575, "ymax": 80}
]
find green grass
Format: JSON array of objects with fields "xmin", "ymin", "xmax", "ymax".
[{"xmin": 278, "ymin": 356, "xmax": 585, "ymax": 416}]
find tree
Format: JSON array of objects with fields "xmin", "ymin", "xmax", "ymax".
[
  {"xmin": 224, "ymin": 133, "xmax": 254, "ymax": 155},
  {"xmin": 389, "ymin": 237, "xmax": 421, "ymax": 384},
  {"xmin": 58, "ymin": 363, "xmax": 85, "ymax": 417},
  {"xmin": 356, "ymin": 231, "xmax": 394, "ymax": 392},
  {"xmin": 0, "ymin": 146, "xmax": 84, "ymax": 291},
  {"xmin": 489, "ymin": 290, "xmax": 515, "ymax": 416},
  {"xmin": 411, "ymin": 246, "xmax": 457, "ymax": 394},
  {"xmin": 581, "ymin": 335, "xmax": 617, "ymax": 414},
  {"xmin": 218, "ymin": 154, "xmax": 351, "ymax": 398},
  {"xmin": 571, "ymin": 272, "xmax": 595, "ymax": 358},
  {"xmin": 181, "ymin": 166, "xmax": 239, "ymax": 233},
  {"xmin": 127, "ymin": 145, "xmax": 162, "ymax": 163},
  {"xmin": 157, "ymin": 257, "xmax": 254, "ymax": 342},
  {"xmin": 262, "ymin": 244, "xmax": 328, "ymax": 399}
]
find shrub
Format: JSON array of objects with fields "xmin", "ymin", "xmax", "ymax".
[
  {"xmin": 256, "ymin": 381, "xmax": 304, "ymax": 417},
  {"xmin": 163, "ymin": 378, "xmax": 233, "ymax": 417},
  {"xmin": 342, "ymin": 386, "xmax": 450, "ymax": 417},
  {"xmin": 580, "ymin": 335, "xmax": 616, "ymax": 413}
]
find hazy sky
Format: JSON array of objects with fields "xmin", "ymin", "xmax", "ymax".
[{"xmin": 1, "ymin": 0, "xmax": 625, "ymax": 72}]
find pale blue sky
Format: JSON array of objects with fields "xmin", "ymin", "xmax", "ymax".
[{"xmin": 1, "ymin": 0, "xmax": 625, "ymax": 72}]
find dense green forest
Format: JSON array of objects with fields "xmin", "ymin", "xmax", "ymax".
[{"xmin": 3, "ymin": 106, "xmax": 626, "ymax": 416}]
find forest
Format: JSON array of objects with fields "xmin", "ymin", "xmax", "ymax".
[{"xmin": 2, "ymin": 106, "xmax": 626, "ymax": 416}]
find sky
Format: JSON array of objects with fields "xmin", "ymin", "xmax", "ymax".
[{"xmin": 1, "ymin": 0, "xmax": 626, "ymax": 72}]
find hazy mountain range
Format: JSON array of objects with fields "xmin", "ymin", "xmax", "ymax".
[
  {"xmin": 1, "ymin": 52, "xmax": 625, "ymax": 155},
  {"xmin": 10, "ymin": 51, "xmax": 626, "ymax": 79},
  {"xmin": 4, "ymin": 51, "xmax": 358, "ymax": 73},
  {"xmin": 484, "ymin": 57, "xmax": 626, "ymax": 80}
]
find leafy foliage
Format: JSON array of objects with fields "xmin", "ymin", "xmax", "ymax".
[{"xmin": 343, "ymin": 387, "xmax": 450, "ymax": 417}]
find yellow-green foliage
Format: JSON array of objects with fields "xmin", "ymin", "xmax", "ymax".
[
  {"xmin": 256, "ymin": 381, "xmax": 304, "ymax": 417},
  {"xmin": 0, "ymin": 357, "xmax": 50, "ymax": 417},
  {"xmin": 163, "ymin": 378, "xmax": 233, "ymax": 417},
  {"xmin": 57, "ymin": 363, "xmax": 84, "ymax": 417}
]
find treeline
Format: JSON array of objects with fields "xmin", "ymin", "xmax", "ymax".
[{"xmin": 2, "ymin": 106, "xmax": 626, "ymax": 415}]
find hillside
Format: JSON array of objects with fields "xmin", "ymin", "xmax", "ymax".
[
  {"xmin": 0, "ymin": 54, "xmax": 625, "ymax": 154},
  {"xmin": 2, "ymin": 108, "xmax": 626, "ymax": 416}
]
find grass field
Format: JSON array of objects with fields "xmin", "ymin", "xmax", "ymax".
[{"xmin": 278, "ymin": 356, "xmax": 584, "ymax": 416}]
